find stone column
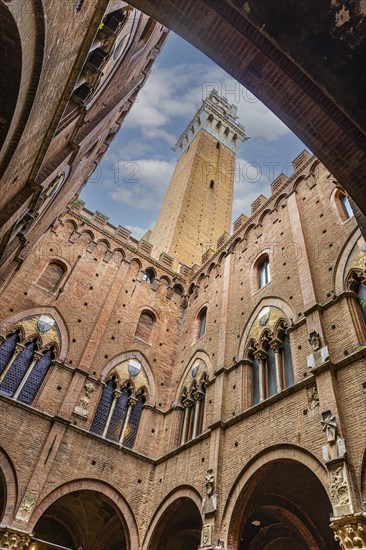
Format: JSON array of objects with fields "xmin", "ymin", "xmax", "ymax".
[
  {"xmin": 0, "ymin": 529, "xmax": 32, "ymax": 550},
  {"xmin": 270, "ymin": 340, "xmax": 283, "ymax": 393},
  {"xmin": 0, "ymin": 344, "xmax": 24, "ymax": 384},
  {"xmin": 180, "ymin": 398, "xmax": 194, "ymax": 445},
  {"xmin": 330, "ymin": 513, "xmax": 366, "ymax": 549},
  {"xmin": 119, "ymin": 396, "xmax": 137, "ymax": 445},
  {"xmin": 254, "ymin": 351, "xmax": 267, "ymax": 402},
  {"xmin": 102, "ymin": 389, "xmax": 121, "ymax": 438},
  {"xmin": 192, "ymin": 391, "xmax": 204, "ymax": 439},
  {"xmin": 13, "ymin": 351, "xmax": 43, "ymax": 399}
]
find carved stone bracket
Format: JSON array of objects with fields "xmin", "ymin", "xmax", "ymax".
[
  {"xmin": 330, "ymin": 513, "xmax": 366, "ymax": 549},
  {"xmin": 0, "ymin": 530, "xmax": 32, "ymax": 550}
]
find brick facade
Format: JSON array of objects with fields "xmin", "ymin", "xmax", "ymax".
[{"xmin": 0, "ymin": 140, "xmax": 365, "ymax": 548}]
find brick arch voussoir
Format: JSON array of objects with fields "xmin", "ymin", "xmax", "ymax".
[
  {"xmin": 142, "ymin": 485, "xmax": 203, "ymax": 550},
  {"xmin": 220, "ymin": 444, "xmax": 329, "ymax": 548},
  {"xmin": 28, "ymin": 479, "xmax": 139, "ymax": 550}
]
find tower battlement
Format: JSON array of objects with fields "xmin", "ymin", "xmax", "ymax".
[{"xmin": 173, "ymin": 89, "xmax": 248, "ymax": 154}]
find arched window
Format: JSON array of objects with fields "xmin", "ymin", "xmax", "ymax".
[
  {"xmin": 173, "ymin": 284, "xmax": 184, "ymax": 297},
  {"xmin": 250, "ymin": 325, "xmax": 294, "ymax": 405},
  {"xmin": 258, "ymin": 256, "xmax": 271, "ymax": 289},
  {"xmin": 348, "ymin": 271, "xmax": 366, "ymax": 339},
  {"xmin": 197, "ymin": 307, "xmax": 207, "ymax": 340},
  {"xmin": 38, "ymin": 262, "xmax": 66, "ymax": 292},
  {"xmin": 179, "ymin": 373, "xmax": 208, "ymax": 445},
  {"xmin": 336, "ymin": 191, "xmax": 354, "ymax": 220},
  {"xmin": 0, "ymin": 315, "xmax": 60, "ymax": 406},
  {"xmin": 135, "ymin": 311, "xmax": 156, "ymax": 342},
  {"xmin": 142, "ymin": 268, "xmax": 155, "ymax": 283},
  {"xmin": 90, "ymin": 376, "xmax": 145, "ymax": 448}
]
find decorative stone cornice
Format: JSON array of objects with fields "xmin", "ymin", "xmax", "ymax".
[{"xmin": 330, "ymin": 513, "xmax": 366, "ymax": 549}]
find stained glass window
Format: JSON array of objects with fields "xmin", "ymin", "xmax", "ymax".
[
  {"xmin": 90, "ymin": 379, "xmax": 115, "ymax": 436},
  {"xmin": 0, "ymin": 332, "xmax": 19, "ymax": 376},
  {"xmin": 123, "ymin": 393, "xmax": 145, "ymax": 449},
  {"xmin": 267, "ymin": 347, "xmax": 277, "ymax": 398},
  {"xmin": 0, "ymin": 341, "xmax": 37, "ymax": 397},
  {"xmin": 106, "ymin": 387, "xmax": 129, "ymax": 442},
  {"xmin": 17, "ymin": 349, "xmax": 53, "ymax": 405}
]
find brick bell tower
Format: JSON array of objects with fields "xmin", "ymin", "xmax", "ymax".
[{"xmin": 149, "ymin": 90, "xmax": 247, "ymax": 269}]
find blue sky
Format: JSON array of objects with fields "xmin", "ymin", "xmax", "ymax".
[{"xmin": 81, "ymin": 32, "xmax": 307, "ymax": 240}]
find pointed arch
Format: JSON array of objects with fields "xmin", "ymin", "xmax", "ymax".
[
  {"xmin": 100, "ymin": 350, "xmax": 156, "ymax": 404},
  {"xmin": 0, "ymin": 307, "xmax": 69, "ymax": 361}
]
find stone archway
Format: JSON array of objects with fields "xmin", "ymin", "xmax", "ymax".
[
  {"xmin": 227, "ymin": 459, "xmax": 337, "ymax": 550},
  {"xmin": 31, "ymin": 489, "xmax": 131, "ymax": 550},
  {"xmin": 0, "ymin": 448, "xmax": 17, "ymax": 526},
  {"xmin": 146, "ymin": 495, "xmax": 203, "ymax": 550}
]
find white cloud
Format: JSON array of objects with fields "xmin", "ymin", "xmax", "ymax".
[
  {"xmin": 124, "ymin": 223, "xmax": 155, "ymax": 241},
  {"xmin": 109, "ymin": 159, "xmax": 175, "ymax": 210},
  {"xmin": 124, "ymin": 62, "xmax": 290, "ymax": 143}
]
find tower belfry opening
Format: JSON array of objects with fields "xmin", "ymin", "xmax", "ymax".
[{"xmin": 148, "ymin": 90, "xmax": 248, "ymax": 270}]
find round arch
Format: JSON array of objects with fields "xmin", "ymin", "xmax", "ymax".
[
  {"xmin": 238, "ymin": 297, "xmax": 295, "ymax": 359},
  {"xmin": 100, "ymin": 350, "xmax": 157, "ymax": 403},
  {"xmin": 0, "ymin": 307, "xmax": 69, "ymax": 361},
  {"xmin": 29, "ymin": 478, "xmax": 139, "ymax": 550},
  {"xmin": 0, "ymin": 447, "xmax": 18, "ymax": 525},
  {"xmin": 220, "ymin": 445, "xmax": 330, "ymax": 548},
  {"xmin": 142, "ymin": 485, "xmax": 203, "ymax": 550}
]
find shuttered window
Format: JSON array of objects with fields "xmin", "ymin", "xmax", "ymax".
[
  {"xmin": 38, "ymin": 262, "xmax": 65, "ymax": 292},
  {"xmin": 135, "ymin": 311, "xmax": 155, "ymax": 342}
]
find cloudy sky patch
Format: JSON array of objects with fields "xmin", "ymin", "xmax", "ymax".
[{"xmin": 81, "ymin": 32, "xmax": 306, "ymax": 239}]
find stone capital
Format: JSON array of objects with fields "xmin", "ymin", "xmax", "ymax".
[
  {"xmin": 330, "ymin": 513, "xmax": 366, "ymax": 549},
  {"xmin": 0, "ymin": 529, "xmax": 32, "ymax": 549}
]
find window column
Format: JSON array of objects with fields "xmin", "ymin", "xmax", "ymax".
[
  {"xmin": 180, "ymin": 398, "xmax": 194, "ymax": 445},
  {"xmin": 254, "ymin": 350, "xmax": 267, "ymax": 402},
  {"xmin": 102, "ymin": 389, "xmax": 121, "ymax": 438},
  {"xmin": 0, "ymin": 343, "xmax": 24, "ymax": 385},
  {"xmin": 119, "ymin": 396, "xmax": 137, "ymax": 445},
  {"xmin": 192, "ymin": 390, "xmax": 204, "ymax": 439},
  {"xmin": 271, "ymin": 340, "xmax": 284, "ymax": 393},
  {"xmin": 13, "ymin": 351, "xmax": 43, "ymax": 399}
]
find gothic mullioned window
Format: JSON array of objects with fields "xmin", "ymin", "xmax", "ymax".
[
  {"xmin": 179, "ymin": 370, "xmax": 208, "ymax": 445},
  {"xmin": 0, "ymin": 314, "xmax": 60, "ymax": 406},
  {"xmin": 248, "ymin": 321, "xmax": 294, "ymax": 405},
  {"xmin": 90, "ymin": 360, "xmax": 147, "ymax": 449}
]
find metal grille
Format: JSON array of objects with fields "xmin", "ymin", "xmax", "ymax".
[
  {"xmin": 123, "ymin": 393, "xmax": 144, "ymax": 449},
  {"xmin": 106, "ymin": 387, "xmax": 129, "ymax": 442},
  {"xmin": 90, "ymin": 379, "xmax": 115, "ymax": 436},
  {"xmin": 0, "ymin": 342, "xmax": 37, "ymax": 397},
  {"xmin": 17, "ymin": 349, "xmax": 53, "ymax": 405},
  {"xmin": 0, "ymin": 333, "xmax": 19, "ymax": 376}
]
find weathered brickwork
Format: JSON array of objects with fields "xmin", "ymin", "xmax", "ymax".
[
  {"xmin": 0, "ymin": 0, "xmax": 168, "ymax": 294},
  {"xmin": 0, "ymin": 136, "xmax": 365, "ymax": 548}
]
